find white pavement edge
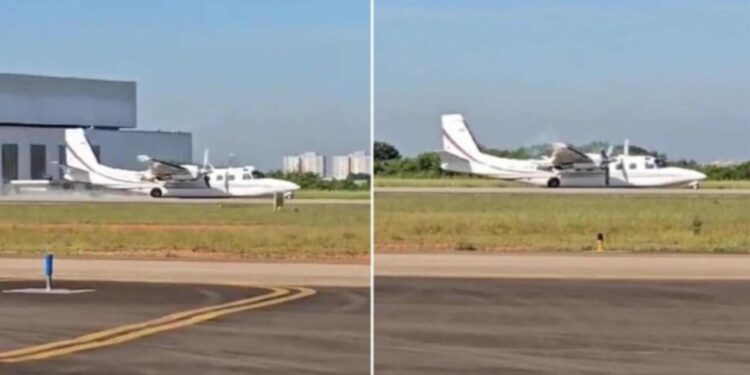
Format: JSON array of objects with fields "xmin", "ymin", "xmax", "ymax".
[
  {"xmin": 375, "ymin": 187, "xmax": 750, "ymax": 195},
  {"xmin": 0, "ymin": 258, "xmax": 370, "ymax": 288},
  {"xmin": 376, "ymin": 253, "xmax": 750, "ymax": 280}
]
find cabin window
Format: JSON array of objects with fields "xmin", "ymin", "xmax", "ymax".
[
  {"xmin": 216, "ymin": 175, "xmax": 223, "ymax": 181},
  {"xmin": 228, "ymin": 174, "xmax": 236, "ymax": 181},
  {"xmin": 629, "ymin": 163, "xmax": 637, "ymax": 170},
  {"xmin": 615, "ymin": 164, "xmax": 623, "ymax": 170},
  {"xmin": 242, "ymin": 173, "xmax": 253, "ymax": 180},
  {"xmin": 645, "ymin": 163, "xmax": 655, "ymax": 169}
]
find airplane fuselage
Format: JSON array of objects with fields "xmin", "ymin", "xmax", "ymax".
[
  {"xmin": 77, "ymin": 167, "xmax": 300, "ymax": 198},
  {"xmin": 136, "ymin": 168, "xmax": 300, "ymax": 198},
  {"xmin": 438, "ymin": 114, "xmax": 707, "ymax": 189},
  {"xmin": 441, "ymin": 151, "xmax": 707, "ymax": 188}
]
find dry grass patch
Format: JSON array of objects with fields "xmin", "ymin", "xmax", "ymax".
[
  {"xmin": 376, "ymin": 192, "xmax": 750, "ymax": 253},
  {"xmin": 0, "ymin": 203, "xmax": 369, "ymax": 261}
]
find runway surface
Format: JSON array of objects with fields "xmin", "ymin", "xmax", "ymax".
[
  {"xmin": 376, "ymin": 187, "xmax": 750, "ymax": 195},
  {"xmin": 0, "ymin": 258, "xmax": 369, "ymax": 287},
  {"xmin": 0, "ymin": 280, "xmax": 368, "ymax": 374},
  {"xmin": 376, "ymin": 253, "xmax": 750, "ymax": 280},
  {"xmin": 375, "ymin": 277, "xmax": 750, "ymax": 375},
  {"xmin": 0, "ymin": 193, "xmax": 367, "ymax": 205}
]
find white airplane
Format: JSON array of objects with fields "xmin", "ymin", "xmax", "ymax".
[
  {"xmin": 61, "ymin": 128, "xmax": 300, "ymax": 198},
  {"xmin": 439, "ymin": 114, "xmax": 707, "ymax": 188}
]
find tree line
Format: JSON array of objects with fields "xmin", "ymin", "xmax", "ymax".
[
  {"xmin": 264, "ymin": 170, "xmax": 370, "ymax": 190},
  {"xmin": 374, "ymin": 141, "xmax": 750, "ymax": 180}
]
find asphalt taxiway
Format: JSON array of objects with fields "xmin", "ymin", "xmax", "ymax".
[
  {"xmin": 376, "ymin": 253, "xmax": 750, "ymax": 374},
  {"xmin": 0, "ymin": 280, "xmax": 368, "ymax": 374},
  {"xmin": 376, "ymin": 276, "xmax": 750, "ymax": 375}
]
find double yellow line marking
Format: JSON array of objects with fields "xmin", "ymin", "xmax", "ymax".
[{"xmin": 0, "ymin": 286, "xmax": 315, "ymax": 363}]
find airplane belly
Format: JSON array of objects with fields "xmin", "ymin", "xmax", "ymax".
[
  {"xmin": 520, "ymin": 177, "xmax": 549, "ymax": 187},
  {"xmin": 226, "ymin": 186, "xmax": 278, "ymax": 197},
  {"xmin": 161, "ymin": 188, "xmax": 228, "ymax": 198},
  {"xmin": 626, "ymin": 175, "xmax": 680, "ymax": 187},
  {"xmin": 559, "ymin": 174, "xmax": 606, "ymax": 187},
  {"xmin": 559, "ymin": 172, "xmax": 638, "ymax": 187}
]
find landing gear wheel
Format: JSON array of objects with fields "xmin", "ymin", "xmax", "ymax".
[
  {"xmin": 150, "ymin": 188, "xmax": 163, "ymax": 198},
  {"xmin": 547, "ymin": 178, "xmax": 561, "ymax": 188}
]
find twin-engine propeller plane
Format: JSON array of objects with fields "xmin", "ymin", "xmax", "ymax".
[
  {"xmin": 439, "ymin": 114, "xmax": 706, "ymax": 188},
  {"xmin": 61, "ymin": 128, "xmax": 299, "ymax": 198}
]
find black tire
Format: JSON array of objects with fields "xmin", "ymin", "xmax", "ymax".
[
  {"xmin": 547, "ymin": 178, "xmax": 561, "ymax": 188},
  {"xmin": 150, "ymin": 188, "xmax": 163, "ymax": 198}
]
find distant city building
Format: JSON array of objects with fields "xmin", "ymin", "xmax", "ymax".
[
  {"xmin": 331, "ymin": 151, "xmax": 371, "ymax": 180},
  {"xmin": 349, "ymin": 151, "xmax": 370, "ymax": 175},
  {"xmin": 300, "ymin": 152, "xmax": 325, "ymax": 176},
  {"xmin": 282, "ymin": 152, "xmax": 326, "ymax": 176},
  {"xmin": 282, "ymin": 155, "xmax": 301, "ymax": 174},
  {"xmin": 331, "ymin": 155, "xmax": 351, "ymax": 180}
]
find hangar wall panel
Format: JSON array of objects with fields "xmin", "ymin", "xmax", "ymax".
[
  {"xmin": 0, "ymin": 74, "xmax": 136, "ymax": 128},
  {"xmin": 0, "ymin": 126, "xmax": 191, "ymax": 182},
  {"xmin": 87, "ymin": 129, "xmax": 192, "ymax": 170}
]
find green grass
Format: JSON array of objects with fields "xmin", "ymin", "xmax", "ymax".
[
  {"xmin": 294, "ymin": 189, "xmax": 370, "ymax": 200},
  {"xmin": 376, "ymin": 192, "xmax": 750, "ymax": 253},
  {"xmin": 0, "ymin": 203, "xmax": 369, "ymax": 261},
  {"xmin": 701, "ymin": 180, "xmax": 750, "ymax": 189},
  {"xmin": 376, "ymin": 177, "xmax": 750, "ymax": 189}
]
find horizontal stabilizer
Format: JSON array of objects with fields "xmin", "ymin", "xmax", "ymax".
[{"xmin": 437, "ymin": 151, "xmax": 474, "ymax": 174}]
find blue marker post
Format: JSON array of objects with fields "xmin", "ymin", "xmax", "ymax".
[{"xmin": 44, "ymin": 253, "xmax": 54, "ymax": 291}]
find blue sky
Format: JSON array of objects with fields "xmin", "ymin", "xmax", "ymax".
[
  {"xmin": 0, "ymin": 0, "xmax": 369, "ymax": 170},
  {"xmin": 376, "ymin": 0, "xmax": 750, "ymax": 162}
]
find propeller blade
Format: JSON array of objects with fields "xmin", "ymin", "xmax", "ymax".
[
  {"xmin": 605, "ymin": 166, "xmax": 610, "ymax": 186},
  {"xmin": 202, "ymin": 149, "xmax": 209, "ymax": 170},
  {"xmin": 599, "ymin": 149, "xmax": 611, "ymax": 171}
]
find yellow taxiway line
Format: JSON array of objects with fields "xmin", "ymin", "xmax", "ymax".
[{"xmin": 0, "ymin": 286, "xmax": 315, "ymax": 363}]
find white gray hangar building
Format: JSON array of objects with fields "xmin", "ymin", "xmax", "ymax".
[{"xmin": 0, "ymin": 73, "xmax": 191, "ymax": 184}]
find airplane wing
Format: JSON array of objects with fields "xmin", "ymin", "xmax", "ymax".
[
  {"xmin": 550, "ymin": 143, "xmax": 595, "ymax": 169},
  {"xmin": 137, "ymin": 155, "xmax": 194, "ymax": 180}
]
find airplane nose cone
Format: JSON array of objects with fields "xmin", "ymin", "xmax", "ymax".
[
  {"xmin": 693, "ymin": 170, "xmax": 707, "ymax": 181},
  {"xmin": 286, "ymin": 181, "xmax": 301, "ymax": 191}
]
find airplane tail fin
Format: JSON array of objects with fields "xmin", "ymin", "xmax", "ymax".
[
  {"xmin": 441, "ymin": 114, "xmax": 482, "ymax": 161},
  {"xmin": 65, "ymin": 128, "xmax": 100, "ymax": 173}
]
